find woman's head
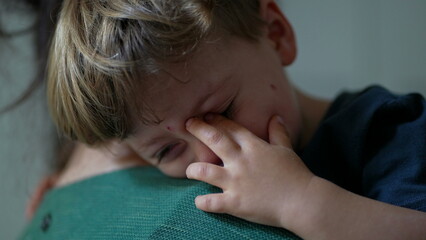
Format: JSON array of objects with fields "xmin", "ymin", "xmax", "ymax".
[{"xmin": 48, "ymin": 0, "xmax": 265, "ymax": 145}]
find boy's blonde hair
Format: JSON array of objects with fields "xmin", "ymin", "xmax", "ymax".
[{"xmin": 48, "ymin": 0, "xmax": 264, "ymax": 145}]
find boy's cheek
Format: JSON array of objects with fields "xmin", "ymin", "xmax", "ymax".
[
  {"xmin": 156, "ymin": 154, "xmax": 194, "ymax": 178},
  {"xmin": 158, "ymin": 164, "xmax": 188, "ymax": 178},
  {"xmin": 232, "ymin": 114, "xmax": 269, "ymax": 141}
]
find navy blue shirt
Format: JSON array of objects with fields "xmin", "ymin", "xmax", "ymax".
[{"xmin": 300, "ymin": 86, "xmax": 426, "ymax": 211}]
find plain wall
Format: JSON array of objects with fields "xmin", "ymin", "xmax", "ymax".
[
  {"xmin": 0, "ymin": 6, "xmax": 56, "ymax": 240},
  {"xmin": 280, "ymin": 0, "xmax": 426, "ymax": 97},
  {"xmin": 1, "ymin": 1, "xmax": 425, "ymax": 239}
]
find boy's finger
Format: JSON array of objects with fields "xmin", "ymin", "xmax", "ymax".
[
  {"xmin": 203, "ymin": 114, "xmax": 256, "ymax": 144},
  {"xmin": 186, "ymin": 162, "xmax": 228, "ymax": 189},
  {"xmin": 195, "ymin": 193, "xmax": 228, "ymax": 213},
  {"xmin": 268, "ymin": 115, "xmax": 292, "ymax": 148},
  {"xmin": 186, "ymin": 117, "xmax": 241, "ymax": 160}
]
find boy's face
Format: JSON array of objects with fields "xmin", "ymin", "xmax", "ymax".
[{"xmin": 126, "ymin": 37, "xmax": 302, "ymax": 177}]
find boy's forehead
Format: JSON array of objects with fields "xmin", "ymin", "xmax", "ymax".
[
  {"xmin": 163, "ymin": 40, "xmax": 227, "ymax": 79},
  {"xmin": 133, "ymin": 37, "xmax": 250, "ymax": 127},
  {"xmin": 136, "ymin": 73, "xmax": 224, "ymax": 127},
  {"xmin": 142, "ymin": 38, "xmax": 232, "ymax": 95},
  {"xmin": 130, "ymin": 72, "xmax": 230, "ymax": 139}
]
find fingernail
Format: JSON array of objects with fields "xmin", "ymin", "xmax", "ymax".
[
  {"xmin": 204, "ymin": 113, "xmax": 215, "ymax": 122},
  {"xmin": 186, "ymin": 118, "xmax": 194, "ymax": 128}
]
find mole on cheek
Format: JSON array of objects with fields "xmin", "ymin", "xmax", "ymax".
[
  {"xmin": 167, "ymin": 126, "xmax": 173, "ymax": 131},
  {"xmin": 270, "ymin": 84, "xmax": 277, "ymax": 90}
]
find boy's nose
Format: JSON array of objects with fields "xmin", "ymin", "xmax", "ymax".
[{"xmin": 192, "ymin": 140, "xmax": 223, "ymax": 166}]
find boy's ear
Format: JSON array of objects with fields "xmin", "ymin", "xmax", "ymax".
[{"xmin": 260, "ymin": 0, "xmax": 297, "ymax": 66}]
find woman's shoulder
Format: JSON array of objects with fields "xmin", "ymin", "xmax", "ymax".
[
  {"xmin": 21, "ymin": 166, "xmax": 300, "ymax": 239},
  {"xmin": 54, "ymin": 142, "xmax": 147, "ymax": 187}
]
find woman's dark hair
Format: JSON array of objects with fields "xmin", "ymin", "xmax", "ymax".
[
  {"xmin": 0, "ymin": 0, "xmax": 72, "ymax": 172},
  {"xmin": 0, "ymin": 0, "xmax": 62, "ymax": 114}
]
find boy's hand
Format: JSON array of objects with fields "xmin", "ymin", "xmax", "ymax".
[{"xmin": 185, "ymin": 114, "xmax": 315, "ymax": 229}]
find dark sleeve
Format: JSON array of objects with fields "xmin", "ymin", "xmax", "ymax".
[
  {"xmin": 301, "ymin": 86, "xmax": 426, "ymax": 212},
  {"xmin": 362, "ymin": 92, "xmax": 426, "ymax": 211}
]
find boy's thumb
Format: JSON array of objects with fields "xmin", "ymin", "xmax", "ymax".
[{"xmin": 268, "ymin": 115, "xmax": 292, "ymax": 148}]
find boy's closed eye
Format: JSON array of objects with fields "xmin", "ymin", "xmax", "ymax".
[
  {"xmin": 154, "ymin": 143, "xmax": 177, "ymax": 162},
  {"xmin": 220, "ymin": 100, "xmax": 234, "ymax": 119},
  {"xmin": 153, "ymin": 101, "xmax": 235, "ymax": 164},
  {"xmin": 153, "ymin": 141, "xmax": 187, "ymax": 164}
]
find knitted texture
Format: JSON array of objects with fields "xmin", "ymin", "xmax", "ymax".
[{"xmin": 21, "ymin": 167, "xmax": 301, "ymax": 239}]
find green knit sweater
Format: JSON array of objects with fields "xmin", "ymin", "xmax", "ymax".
[{"xmin": 20, "ymin": 167, "xmax": 301, "ymax": 239}]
